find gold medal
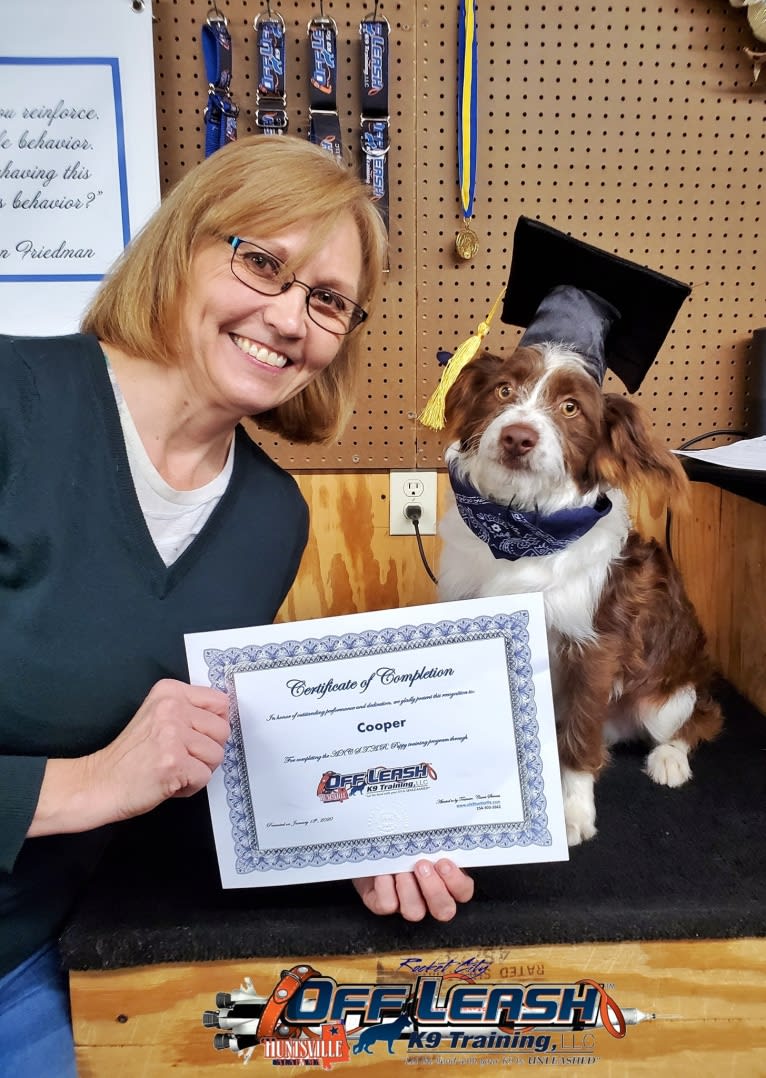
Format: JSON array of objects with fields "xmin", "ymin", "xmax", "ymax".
[{"xmin": 455, "ymin": 224, "xmax": 479, "ymax": 261}]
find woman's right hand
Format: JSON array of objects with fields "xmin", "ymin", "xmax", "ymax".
[{"xmin": 28, "ymin": 679, "xmax": 230, "ymax": 837}]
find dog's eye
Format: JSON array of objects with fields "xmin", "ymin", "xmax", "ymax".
[
  {"xmin": 495, "ymin": 384, "xmax": 514, "ymax": 401},
  {"xmin": 560, "ymin": 399, "xmax": 580, "ymax": 417}
]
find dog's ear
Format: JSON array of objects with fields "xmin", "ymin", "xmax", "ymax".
[
  {"xmin": 595, "ymin": 393, "xmax": 690, "ymax": 512},
  {"xmin": 441, "ymin": 351, "xmax": 486, "ymax": 443}
]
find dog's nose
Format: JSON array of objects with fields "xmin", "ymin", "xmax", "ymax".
[{"xmin": 500, "ymin": 423, "xmax": 539, "ymax": 458}]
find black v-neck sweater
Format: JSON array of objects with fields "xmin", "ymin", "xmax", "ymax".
[{"xmin": 0, "ymin": 333, "xmax": 309, "ymax": 976}]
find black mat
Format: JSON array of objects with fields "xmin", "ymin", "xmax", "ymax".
[{"xmin": 59, "ymin": 681, "xmax": 766, "ymax": 971}]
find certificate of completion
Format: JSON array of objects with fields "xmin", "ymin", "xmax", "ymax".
[{"xmin": 185, "ymin": 594, "xmax": 568, "ymax": 887}]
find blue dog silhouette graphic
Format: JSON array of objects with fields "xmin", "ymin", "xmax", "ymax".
[{"xmin": 351, "ymin": 1001, "xmax": 412, "ymax": 1055}]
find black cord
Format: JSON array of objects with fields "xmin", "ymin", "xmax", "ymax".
[
  {"xmin": 665, "ymin": 507, "xmax": 674, "ymax": 561},
  {"xmin": 677, "ymin": 428, "xmax": 749, "ymax": 451},
  {"xmin": 412, "ymin": 517, "xmax": 439, "ymax": 585},
  {"xmin": 404, "ymin": 504, "xmax": 439, "ymax": 585}
]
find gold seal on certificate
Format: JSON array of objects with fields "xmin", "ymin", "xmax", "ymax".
[{"xmin": 455, "ymin": 223, "xmax": 479, "ymax": 261}]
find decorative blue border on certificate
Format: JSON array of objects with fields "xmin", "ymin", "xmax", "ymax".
[
  {"xmin": 202, "ymin": 612, "xmax": 551, "ymax": 874},
  {"xmin": 0, "ymin": 57, "xmax": 129, "ymax": 282}
]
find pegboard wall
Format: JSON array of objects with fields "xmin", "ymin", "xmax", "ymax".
[{"xmin": 149, "ymin": 0, "xmax": 765, "ymax": 469}]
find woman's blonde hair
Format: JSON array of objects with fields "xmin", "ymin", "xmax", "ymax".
[{"xmin": 81, "ymin": 136, "xmax": 387, "ymax": 443}]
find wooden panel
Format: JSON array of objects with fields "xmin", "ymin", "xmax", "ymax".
[
  {"xmin": 672, "ymin": 483, "xmax": 766, "ymax": 712},
  {"xmin": 276, "ymin": 472, "xmax": 439, "ymax": 622},
  {"xmin": 726, "ymin": 490, "xmax": 766, "ymax": 707},
  {"xmin": 70, "ymin": 938, "xmax": 766, "ymax": 1076},
  {"xmin": 278, "ymin": 470, "xmax": 766, "ymax": 708},
  {"xmin": 150, "ymin": 1, "xmax": 765, "ymax": 470},
  {"xmin": 277, "ymin": 473, "xmax": 671, "ymax": 623},
  {"xmin": 671, "ymin": 482, "xmax": 724, "ymax": 661}
]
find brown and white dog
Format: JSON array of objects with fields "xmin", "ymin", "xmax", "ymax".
[{"xmin": 438, "ymin": 342, "xmax": 722, "ymax": 846}]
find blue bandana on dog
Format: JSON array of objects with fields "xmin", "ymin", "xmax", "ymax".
[{"xmin": 448, "ymin": 460, "xmax": 612, "ymax": 561}]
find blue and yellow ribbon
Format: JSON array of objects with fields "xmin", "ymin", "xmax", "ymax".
[{"xmin": 457, "ymin": 0, "xmax": 478, "ymax": 225}]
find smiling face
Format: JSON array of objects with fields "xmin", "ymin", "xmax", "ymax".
[{"xmin": 178, "ymin": 214, "xmax": 365, "ymax": 421}]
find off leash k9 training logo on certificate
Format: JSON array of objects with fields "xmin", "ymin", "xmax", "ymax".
[{"xmin": 317, "ymin": 761, "xmax": 438, "ymax": 802}]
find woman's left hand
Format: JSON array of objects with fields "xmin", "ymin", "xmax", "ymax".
[{"xmin": 352, "ymin": 859, "xmax": 474, "ymax": 922}]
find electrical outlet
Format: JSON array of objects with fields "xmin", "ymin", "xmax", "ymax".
[{"xmin": 389, "ymin": 470, "xmax": 438, "ymax": 535}]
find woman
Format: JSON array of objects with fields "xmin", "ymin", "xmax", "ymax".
[{"xmin": 0, "ymin": 136, "xmax": 472, "ymax": 1074}]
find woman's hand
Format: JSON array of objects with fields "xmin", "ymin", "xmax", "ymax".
[
  {"xmin": 353, "ymin": 860, "xmax": 474, "ymax": 922},
  {"xmin": 29, "ymin": 679, "xmax": 230, "ymax": 836}
]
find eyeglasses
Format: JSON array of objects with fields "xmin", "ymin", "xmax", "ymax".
[{"xmin": 226, "ymin": 236, "xmax": 368, "ymax": 335}]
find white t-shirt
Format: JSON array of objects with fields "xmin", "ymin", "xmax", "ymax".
[{"xmin": 107, "ymin": 362, "xmax": 234, "ymax": 566}]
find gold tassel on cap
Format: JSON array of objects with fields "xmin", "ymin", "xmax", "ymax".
[{"xmin": 419, "ymin": 287, "xmax": 506, "ymax": 431}]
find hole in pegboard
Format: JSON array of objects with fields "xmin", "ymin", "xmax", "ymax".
[{"xmin": 152, "ymin": 0, "xmax": 763, "ymax": 468}]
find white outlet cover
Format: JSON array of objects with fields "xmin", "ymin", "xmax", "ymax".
[{"xmin": 389, "ymin": 470, "xmax": 438, "ymax": 535}]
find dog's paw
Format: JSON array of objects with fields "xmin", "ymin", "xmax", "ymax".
[
  {"xmin": 565, "ymin": 811, "xmax": 597, "ymax": 847},
  {"xmin": 645, "ymin": 741, "xmax": 692, "ymax": 787},
  {"xmin": 561, "ymin": 768, "xmax": 597, "ymax": 847},
  {"xmin": 564, "ymin": 800, "xmax": 597, "ymax": 847}
]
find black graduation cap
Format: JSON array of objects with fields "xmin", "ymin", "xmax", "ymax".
[{"xmin": 501, "ymin": 217, "xmax": 692, "ymax": 392}]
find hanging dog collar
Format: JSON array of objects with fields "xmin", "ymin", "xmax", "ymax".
[
  {"xmin": 448, "ymin": 460, "xmax": 613, "ymax": 561},
  {"xmin": 254, "ymin": 4, "xmax": 288, "ymax": 134},
  {"xmin": 359, "ymin": 6, "xmax": 390, "ymax": 232},
  {"xmin": 202, "ymin": 6, "xmax": 239, "ymax": 156},
  {"xmin": 307, "ymin": 3, "xmax": 343, "ymax": 160}
]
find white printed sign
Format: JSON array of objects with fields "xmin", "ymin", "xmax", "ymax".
[
  {"xmin": 0, "ymin": 63, "xmax": 129, "ymax": 278},
  {"xmin": 0, "ymin": 1, "xmax": 160, "ymax": 334}
]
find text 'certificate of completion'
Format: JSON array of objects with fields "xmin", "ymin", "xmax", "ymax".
[{"xmin": 185, "ymin": 595, "xmax": 568, "ymax": 887}]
